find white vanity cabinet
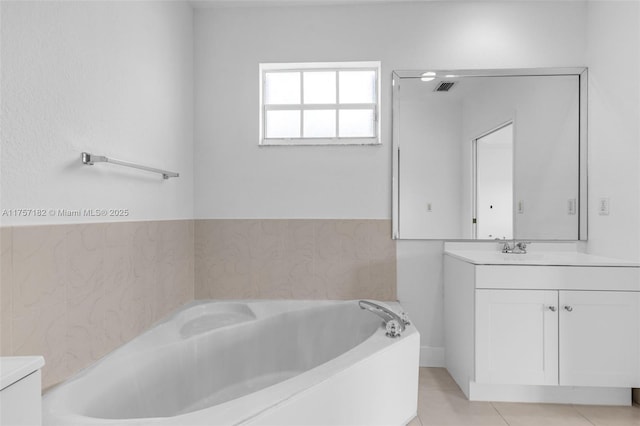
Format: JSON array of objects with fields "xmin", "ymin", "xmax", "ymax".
[
  {"xmin": 444, "ymin": 251, "xmax": 640, "ymax": 405},
  {"xmin": 475, "ymin": 289, "xmax": 559, "ymax": 386},
  {"xmin": 476, "ymin": 289, "xmax": 640, "ymax": 388},
  {"xmin": 558, "ymin": 290, "xmax": 640, "ymax": 387}
]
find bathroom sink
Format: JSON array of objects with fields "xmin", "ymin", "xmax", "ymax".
[{"xmin": 501, "ymin": 253, "xmax": 545, "ymax": 261}]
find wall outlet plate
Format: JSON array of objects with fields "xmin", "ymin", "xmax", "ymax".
[{"xmin": 598, "ymin": 197, "xmax": 610, "ymax": 215}]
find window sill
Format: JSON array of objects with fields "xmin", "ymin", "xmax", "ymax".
[{"xmin": 260, "ymin": 137, "xmax": 381, "ymax": 146}]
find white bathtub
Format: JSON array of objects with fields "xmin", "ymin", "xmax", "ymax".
[{"xmin": 43, "ymin": 300, "xmax": 420, "ymax": 425}]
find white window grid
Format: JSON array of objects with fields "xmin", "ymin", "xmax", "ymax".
[{"xmin": 259, "ymin": 62, "xmax": 381, "ymax": 146}]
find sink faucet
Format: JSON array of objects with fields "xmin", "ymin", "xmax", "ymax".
[
  {"xmin": 496, "ymin": 238, "xmax": 531, "ymax": 254},
  {"xmin": 358, "ymin": 300, "xmax": 410, "ymax": 338},
  {"xmin": 514, "ymin": 241, "xmax": 531, "ymax": 253}
]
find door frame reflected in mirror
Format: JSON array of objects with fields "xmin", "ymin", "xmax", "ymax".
[{"xmin": 472, "ymin": 121, "xmax": 514, "ymax": 240}]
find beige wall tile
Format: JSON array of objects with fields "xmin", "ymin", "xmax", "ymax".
[
  {"xmin": 1, "ymin": 227, "xmax": 13, "ymax": 355},
  {"xmin": 13, "ymin": 301, "xmax": 68, "ymax": 389},
  {"xmin": 194, "ymin": 219, "xmax": 397, "ymax": 301},
  {"xmin": 155, "ymin": 220, "xmax": 194, "ymax": 320},
  {"xmin": 6, "ymin": 220, "xmax": 196, "ymax": 390},
  {"xmin": 250, "ymin": 220, "xmax": 289, "ymax": 298},
  {"xmin": 66, "ymin": 223, "xmax": 105, "ymax": 304},
  {"xmin": 12, "ymin": 225, "xmax": 67, "ymax": 318},
  {"xmin": 194, "ymin": 219, "xmax": 215, "ymax": 299},
  {"xmin": 284, "ymin": 220, "xmax": 321, "ymax": 299},
  {"xmin": 66, "ymin": 288, "xmax": 107, "ymax": 376},
  {"xmin": 199, "ymin": 219, "xmax": 256, "ymax": 299}
]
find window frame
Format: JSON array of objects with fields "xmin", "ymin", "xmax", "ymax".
[{"xmin": 259, "ymin": 61, "xmax": 381, "ymax": 146}]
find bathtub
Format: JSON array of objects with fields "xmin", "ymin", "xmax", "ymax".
[{"xmin": 43, "ymin": 300, "xmax": 420, "ymax": 425}]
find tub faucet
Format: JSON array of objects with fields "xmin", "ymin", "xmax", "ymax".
[{"xmin": 358, "ymin": 300, "xmax": 409, "ymax": 338}]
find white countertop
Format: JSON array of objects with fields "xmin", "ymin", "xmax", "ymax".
[
  {"xmin": 445, "ymin": 249, "xmax": 640, "ymax": 267},
  {"xmin": 0, "ymin": 356, "xmax": 45, "ymax": 390}
]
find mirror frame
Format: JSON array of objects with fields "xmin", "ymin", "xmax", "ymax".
[{"xmin": 391, "ymin": 67, "xmax": 588, "ymax": 241}]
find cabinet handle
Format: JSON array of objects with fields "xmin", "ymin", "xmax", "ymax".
[
  {"xmin": 547, "ymin": 306, "xmax": 556, "ymax": 312},
  {"xmin": 564, "ymin": 305, "xmax": 573, "ymax": 312}
]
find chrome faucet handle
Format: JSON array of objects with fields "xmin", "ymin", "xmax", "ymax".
[
  {"xmin": 515, "ymin": 241, "xmax": 531, "ymax": 251},
  {"xmin": 496, "ymin": 238, "xmax": 514, "ymax": 253},
  {"xmin": 386, "ymin": 320, "xmax": 402, "ymax": 338}
]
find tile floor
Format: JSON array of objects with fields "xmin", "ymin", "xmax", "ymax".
[{"xmin": 409, "ymin": 368, "xmax": 640, "ymax": 426}]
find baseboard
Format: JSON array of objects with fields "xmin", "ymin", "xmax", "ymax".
[
  {"xmin": 468, "ymin": 381, "xmax": 632, "ymax": 406},
  {"xmin": 419, "ymin": 346, "xmax": 445, "ymax": 367}
]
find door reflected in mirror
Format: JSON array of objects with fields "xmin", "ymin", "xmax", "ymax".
[{"xmin": 391, "ymin": 68, "xmax": 587, "ymax": 240}]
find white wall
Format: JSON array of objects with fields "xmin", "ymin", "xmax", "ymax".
[
  {"xmin": 0, "ymin": 0, "xmax": 194, "ymax": 225},
  {"xmin": 194, "ymin": 1, "xmax": 587, "ymax": 364},
  {"xmin": 399, "ymin": 93, "xmax": 463, "ymax": 238},
  {"xmin": 194, "ymin": 1, "xmax": 586, "ymax": 220},
  {"xmin": 586, "ymin": 0, "xmax": 640, "ymax": 262}
]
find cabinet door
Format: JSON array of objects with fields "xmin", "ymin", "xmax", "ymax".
[
  {"xmin": 476, "ymin": 289, "xmax": 558, "ymax": 385},
  {"xmin": 559, "ymin": 291, "xmax": 640, "ymax": 387}
]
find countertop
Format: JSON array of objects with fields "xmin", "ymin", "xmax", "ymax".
[
  {"xmin": 0, "ymin": 356, "xmax": 45, "ymax": 390},
  {"xmin": 444, "ymin": 249, "xmax": 640, "ymax": 267}
]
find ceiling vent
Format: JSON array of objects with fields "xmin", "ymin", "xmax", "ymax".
[{"xmin": 434, "ymin": 81, "xmax": 456, "ymax": 92}]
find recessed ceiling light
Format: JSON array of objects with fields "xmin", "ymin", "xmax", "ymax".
[{"xmin": 421, "ymin": 72, "xmax": 436, "ymax": 82}]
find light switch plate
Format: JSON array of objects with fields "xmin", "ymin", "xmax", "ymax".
[{"xmin": 598, "ymin": 197, "xmax": 610, "ymax": 215}]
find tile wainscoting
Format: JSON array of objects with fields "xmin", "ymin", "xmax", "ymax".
[
  {"xmin": 194, "ymin": 219, "xmax": 396, "ymax": 301},
  {"xmin": 1, "ymin": 218, "xmax": 397, "ymax": 390},
  {"xmin": 0, "ymin": 220, "xmax": 194, "ymax": 389}
]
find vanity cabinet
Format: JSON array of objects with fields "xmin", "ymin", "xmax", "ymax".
[
  {"xmin": 475, "ymin": 289, "xmax": 558, "ymax": 386},
  {"xmin": 558, "ymin": 290, "xmax": 640, "ymax": 387},
  {"xmin": 476, "ymin": 289, "xmax": 640, "ymax": 388},
  {"xmin": 444, "ymin": 252, "xmax": 640, "ymax": 404}
]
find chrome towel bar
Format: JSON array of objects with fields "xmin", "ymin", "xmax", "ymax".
[{"xmin": 81, "ymin": 152, "xmax": 179, "ymax": 179}]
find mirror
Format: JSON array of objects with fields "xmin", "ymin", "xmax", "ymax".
[{"xmin": 392, "ymin": 68, "xmax": 587, "ymax": 240}]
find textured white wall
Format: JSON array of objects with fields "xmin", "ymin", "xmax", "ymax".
[
  {"xmin": 586, "ymin": 0, "xmax": 640, "ymax": 262},
  {"xmin": 194, "ymin": 1, "xmax": 587, "ymax": 363},
  {"xmin": 0, "ymin": 0, "xmax": 194, "ymax": 225},
  {"xmin": 399, "ymin": 95, "xmax": 463, "ymax": 238},
  {"xmin": 194, "ymin": 0, "xmax": 587, "ymax": 220}
]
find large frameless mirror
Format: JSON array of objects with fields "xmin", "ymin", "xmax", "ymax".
[{"xmin": 392, "ymin": 68, "xmax": 587, "ymax": 240}]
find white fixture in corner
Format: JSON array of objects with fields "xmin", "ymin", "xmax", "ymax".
[{"xmin": 0, "ymin": 356, "xmax": 45, "ymax": 426}]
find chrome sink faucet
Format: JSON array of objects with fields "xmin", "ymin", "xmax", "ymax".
[{"xmin": 496, "ymin": 238, "xmax": 531, "ymax": 254}]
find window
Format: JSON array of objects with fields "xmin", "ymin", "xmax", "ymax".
[{"xmin": 259, "ymin": 61, "xmax": 381, "ymax": 145}]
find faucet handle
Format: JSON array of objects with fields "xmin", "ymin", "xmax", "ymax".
[
  {"xmin": 386, "ymin": 320, "xmax": 402, "ymax": 338},
  {"xmin": 496, "ymin": 237, "xmax": 513, "ymax": 253},
  {"xmin": 516, "ymin": 241, "xmax": 531, "ymax": 250}
]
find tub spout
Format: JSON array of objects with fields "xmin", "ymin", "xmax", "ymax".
[{"xmin": 358, "ymin": 300, "xmax": 409, "ymax": 338}]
